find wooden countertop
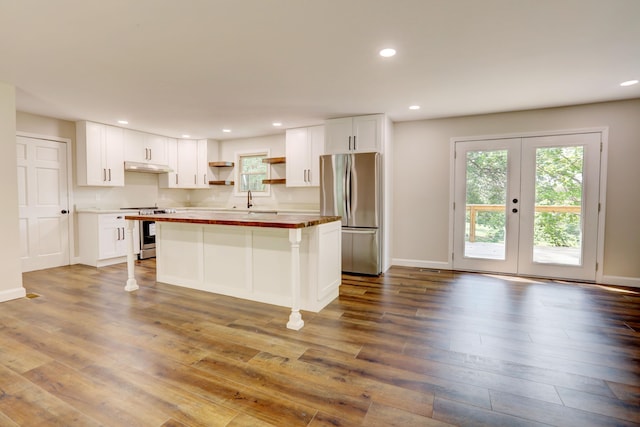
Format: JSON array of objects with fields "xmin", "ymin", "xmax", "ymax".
[{"xmin": 124, "ymin": 211, "xmax": 342, "ymax": 229}]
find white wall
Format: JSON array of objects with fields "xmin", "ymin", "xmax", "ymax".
[
  {"xmin": 0, "ymin": 82, "xmax": 25, "ymax": 301},
  {"xmin": 393, "ymin": 98, "xmax": 640, "ymax": 286}
]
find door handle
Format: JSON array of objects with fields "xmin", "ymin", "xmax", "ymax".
[{"xmin": 61, "ymin": 209, "xmax": 68, "ymax": 214}]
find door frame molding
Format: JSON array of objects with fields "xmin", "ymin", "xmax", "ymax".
[
  {"xmin": 449, "ymin": 126, "xmax": 608, "ymax": 283},
  {"xmin": 17, "ymin": 131, "xmax": 76, "ymax": 268}
]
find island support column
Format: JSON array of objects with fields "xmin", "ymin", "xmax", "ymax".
[
  {"xmin": 124, "ymin": 219, "xmax": 139, "ymax": 291},
  {"xmin": 286, "ymin": 228, "xmax": 304, "ymax": 330}
]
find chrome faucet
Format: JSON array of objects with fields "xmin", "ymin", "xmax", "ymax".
[{"xmin": 247, "ymin": 190, "xmax": 253, "ymax": 209}]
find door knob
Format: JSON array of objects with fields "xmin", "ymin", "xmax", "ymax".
[
  {"xmin": 61, "ymin": 209, "xmax": 68, "ymax": 214},
  {"xmin": 512, "ymin": 198, "xmax": 518, "ymax": 203},
  {"xmin": 512, "ymin": 208, "xmax": 518, "ymax": 213}
]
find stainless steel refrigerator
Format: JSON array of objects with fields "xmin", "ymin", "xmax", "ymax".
[{"xmin": 320, "ymin": 152, "xmax": 382, "ymax": 275}]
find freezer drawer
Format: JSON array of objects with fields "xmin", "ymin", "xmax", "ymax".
[{"xmin": 342, "ymin": 228, "xmax": 380, "ymax": 275}]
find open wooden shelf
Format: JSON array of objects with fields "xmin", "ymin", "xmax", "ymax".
[
  {"xmin": 209, "ymin": 161, "xmax": 234, "ymax": 167},
  {"xmin": 262, "ymin": 157, "xmax": 286, "ymax": 164},
  {"xmin": 262, "ymin": 178, "xmax": 286, "ymax": 185},
  {"xmin": 208, "ymin": 180, "xmax": 234, "ymax": 186}
]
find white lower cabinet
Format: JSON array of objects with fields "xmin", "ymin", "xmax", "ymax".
[{"xmin": 78, "ymin": 212, "xmax": 139, "ymax": 267}]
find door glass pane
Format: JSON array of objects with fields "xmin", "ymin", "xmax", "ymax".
[
  {"xmin": 533, "ymin": 146, "xmax": 583, "ymax": 265},
  {"xmin": 464, "ymin": 150, "xmax": 507, "ymax": 260}
]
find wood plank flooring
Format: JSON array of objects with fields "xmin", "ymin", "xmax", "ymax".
[{"xmin": 1, "ymin": 260, "xmax": 639, "ymax": 426}]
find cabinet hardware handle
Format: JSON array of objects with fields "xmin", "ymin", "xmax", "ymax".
[
  {"xmin": 175, "ymin": 174, "xmax": 178, "ymax": 185},
  {"xmin": 149, "ymin": 148, "xmax": 152, "ymax": 160},
  {"xmin": 308, "ymin": 169, "xmax": 311, "ymax": 183},
  {"xmin": 103, "ymin": 168, "xmax": 106, "ymax": 182},
  {"xmin": 348, "ymin": 136, "xmax": 351, "ymax": 151},
  {"xmin": 353, "ymin": 136, "xmax": 356, "ymax": 150},
  {"xmin": 117, "ymin": 227, "xmax": 121, "ymax": 240},
  {"xmin": 122, "ymin": 227, "xmax": 125, "ymax": 240},
  {"xmin": 204, "ymin": 174, "xmax": 207, "ymax": 185},
  {"xmin": 108, "ymin": 168, "xmax": 112, "ymax": 181},
  {"xmin": 194, "ymin": 174, "xmax": 197, "ymax": 184}
]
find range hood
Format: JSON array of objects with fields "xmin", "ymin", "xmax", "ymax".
[{"xmin": 124, "ymin": 161, "xmax": 173, "ymax": 174}]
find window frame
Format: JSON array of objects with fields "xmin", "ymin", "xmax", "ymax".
[{"xmin": 235, "ymin": 150, "xmax": 271, "ymax": 196}]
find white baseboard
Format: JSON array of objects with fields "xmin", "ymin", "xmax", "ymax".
[
  {"xmin": 392, "ymin": 258, "xmax": 451, "ymax": 270},
  {"xmin": 391, "ymin": 260, "xmax": 640, "ymax": 289},
  {"xmin": 0, "ymin": 287, "xmax": 27, "ymax": 303},
  {"xmin": 600, "ymin": 275, "xmax": 640, "ymax": 288}
]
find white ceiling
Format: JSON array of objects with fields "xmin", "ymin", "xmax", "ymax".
[{"xmin": 1, "ymin": 0, "xmax": 639, "ymax": 140}]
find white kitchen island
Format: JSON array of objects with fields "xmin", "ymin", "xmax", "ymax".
[{"xmin": 123, "ymin": 211, "xmax": 342, "ymax": 330}]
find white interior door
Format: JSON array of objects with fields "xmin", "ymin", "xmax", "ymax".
[
  {"xmin": 17, "ymin": 136, "xmax": 70, "ymax": 272},
  {"xmin": 453, "ymin": 132, "xmax": 602, "ymax": 281}
]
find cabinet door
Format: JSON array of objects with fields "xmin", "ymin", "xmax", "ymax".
[
  {"xmin": 123, "ymin": 129, "xmax": 147, "ymax": 163},
  {"xmin": 308, "ymin": 125, "xmax": 325, "ymax": 186},
  {"xmin": 98, "ymin": 215, "xmax": 126, "ymax": 259},
  {"xmin": 286, "ymin": 128, "xmax": 309, "ymax": 187},
  {"xmin": 147, "ymin": 134, "xmax": 169, "ymax": 164},
  {"xmin": 325, "ymin": 117, "xmax": 354, "ymax": 154},
  {"xmin": 352, "ymin": 115, "xmax": 382, "ymax": 153},
  {"xmin": 196, "ymin": 139, "xmax": 209, "ymax": 188},
  {"xmin": 104, "ymin": 126, "xmax": 124, "ymax": 186},
  {"xmin": 83, "ymin": 121, "xmax": 107, "ymax": 185},
  {"xmin": 159, "ymin": 138, "xmax": 178, "ymax": 188},
  {"xmin": 177, "ymin": 139, "xmax": 198, "ymax": 188}
]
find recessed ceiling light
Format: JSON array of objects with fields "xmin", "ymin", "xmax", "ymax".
[
  {"xmin": 409, "ymin": 105, "xmax": 421, "ymax": 110},
  {"xmin": 182, "ymin": 134, "xmax": 190, "ymax": 138},
  {"xmin": 379, "ymin": 48, "xmax": 396, "ymax": 58},
  {"xmin": 272, "ymin": 122, "xmax": 282, "ymax": 127},
  {"xmin": 117, "ymin": 120, "xmax": 129, "ymax": 125},
  {"xmin": 620, "ymin": 79, "xmax": 639, "ymax": 87},
  {"xmin": 222, "ymin": 129, "xmax": 231, "ymax": 133}
]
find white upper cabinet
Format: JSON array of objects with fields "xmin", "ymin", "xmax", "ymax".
[
  {"xmin": 160, "ymin": 139, "xmax": 208, "ymax": 188},
  {"xmin": 159, "ymin": 138, "xmax": 179, "ymax": 188},
  {"xmin": 325, "ymin": 114, "xmax": 384, "ymax": 154},
  {"xmin": 286, "ymin": 125, "xmax": 325, "ymax": 187},
  {"xmin": 76, "ymin": 121, "xmax": 124, "ymax": 186},
  {"xmin": 123, "ymin": 129, "xmax": 169, "ymax": 165}
]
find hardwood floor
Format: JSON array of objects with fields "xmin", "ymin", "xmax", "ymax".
[{"xmin": 1, "ymin": 260, "xmax": 639, "ymax": 426}]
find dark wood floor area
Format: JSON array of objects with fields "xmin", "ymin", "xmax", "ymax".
[{"xmin": 1, "ymin": 261, "xmax": 639, "ymax": 426}]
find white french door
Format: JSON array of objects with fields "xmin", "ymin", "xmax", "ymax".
[
  {"xmin": 17, "ymin": 136, "xmax": 70, "ymax": 272},
  {"xmin": 453, "ymin": 132, "xmax": 602, "ymax": 282}
]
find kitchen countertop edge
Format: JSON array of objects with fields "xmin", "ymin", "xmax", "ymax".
[{"xmin": 124, "ymin": 212, "xmax": 341, "ymax": 229}]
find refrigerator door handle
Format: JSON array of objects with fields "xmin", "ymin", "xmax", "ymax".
[
  {"xmin": 343, "ymin": 229, "xmax": 377, "ymax": 234},
  {"xmin": 344, "ymin": 157, "xmax": 350, "ymax": 221}
]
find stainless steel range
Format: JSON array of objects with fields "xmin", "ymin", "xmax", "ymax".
[{"xmin": 122, "ymin": 207, "xmax": 177, "ymax": 259}]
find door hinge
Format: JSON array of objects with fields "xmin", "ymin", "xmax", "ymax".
[
  {"xmin": 453, "ymin": 202, "xmax": 455, "ymax": 210},
  {"xmin": 600, "ymin": 142, "xmax": 603, "ymax": 152},
  {"xmin": 452, "ymin": 252, "xmax": 454, "ymax": 261},
  {"xmin": 595, "ymin": 262, "xmax": 599, "ymax": 272},
  {"xmin": 598, "ymin": 202, "xmax": 601, "ymax": 213}
]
